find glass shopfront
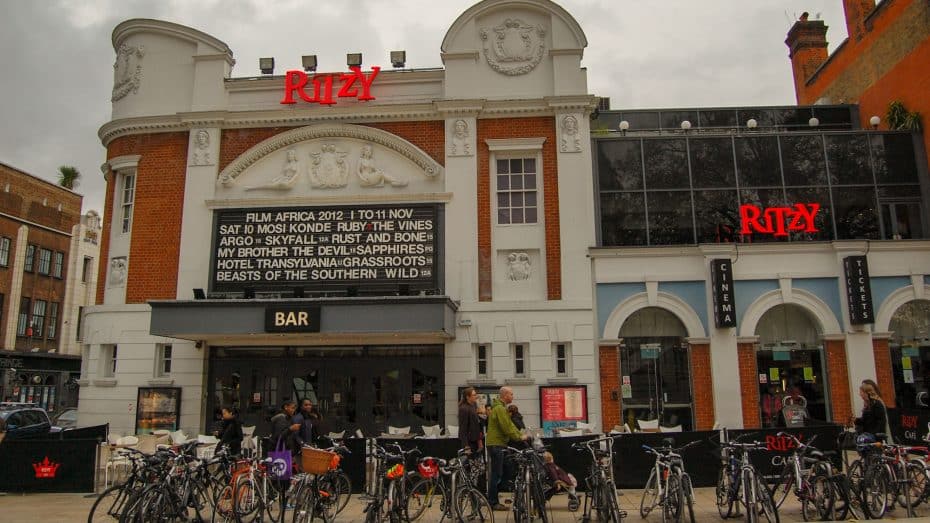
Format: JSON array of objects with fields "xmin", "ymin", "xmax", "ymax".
[
  {"xmin": 208, "ymin": 345, "xmax": 443, "ymax": 437},
  {"xmin": 755, "ymin": 304, "xmax": 830, "ymax": 427},
  {"xmin": 889, "ymin": 300, "xmax": 930, "ymax": 410}
]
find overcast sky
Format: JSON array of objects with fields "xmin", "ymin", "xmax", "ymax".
[{"xmin": 0, "ymin": 1, "xmax": 849, "ymax": 215}]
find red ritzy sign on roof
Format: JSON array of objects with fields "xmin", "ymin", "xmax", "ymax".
[
  {"xmin": 280, "ymin": 66, "xmax": 380, "ymax": 105},
  {"xmin": 739, "ymin": 203, "xmax": 820, "ymax": 237}
]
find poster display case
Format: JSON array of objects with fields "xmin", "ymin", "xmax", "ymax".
[
  {"xmin": 135, "ymin": 387, "xmax": 181, "ymax": 435},
  {"xmin": 538, "ymin": 385, "xmax": 588, "ymax": 436}
]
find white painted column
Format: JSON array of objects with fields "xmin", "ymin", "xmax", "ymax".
[
  {"xmin": 705, "ymin": 257, "xmax": 744, "ymax": 428},
  {"xmin": 4, "ymin": 225, "xmax": 29, "ymax": 346},
  {"xmin": 176, "ymin": 127, "xmax": 221, "ymax": 299}
]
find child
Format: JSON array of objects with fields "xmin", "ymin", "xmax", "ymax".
[{"xmin": 543, "ymin": 451, "xmax": 580, "ymax": 511}]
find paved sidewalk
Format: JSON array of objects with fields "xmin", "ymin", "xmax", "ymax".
[{"xmin": 4, "ymin": 487, "xmax": 930, "ymax": 522}]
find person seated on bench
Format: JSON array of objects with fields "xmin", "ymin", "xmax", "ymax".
[{"xmin": 543, "ymin": 451, "xmax": 580, "ymax": 510}]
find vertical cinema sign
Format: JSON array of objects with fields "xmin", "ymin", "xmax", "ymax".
[
  {"xmin": 843, "ymin": 255, "xmax": 874, "ymax": 325},
  {"xmin": 711, "ymin": 259, "xmax": 737, "ymax": 328}
]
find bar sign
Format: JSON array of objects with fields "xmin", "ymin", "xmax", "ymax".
[
  {"xmin": 844, "ymin": 255, "xmax": 874, "ymax": 325},
  {"xmin": 711, "ymin": 259, "xmax": 737, "ymax": 328}
]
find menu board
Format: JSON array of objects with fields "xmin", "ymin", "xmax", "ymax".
[
  {"xmin": 539, "ymin": 385, "xmax": 588, "ymax": 436},
  {"xmin": 135, "ymin": 387, "xmax": 181, "ymax": 435},
  {"xmin": 211, "ymin": 204, "xmax": 440, "ymax": 293}
]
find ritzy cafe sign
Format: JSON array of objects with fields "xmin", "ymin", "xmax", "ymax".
[
  {"xmin": 740, "ymin": 203, "xmax": 820, "ymax": 237},
  {"xmin": 280, "ymin": 66, "xmax": 380, "ymax": 105}
]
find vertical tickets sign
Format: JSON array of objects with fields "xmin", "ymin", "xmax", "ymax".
[
  {"xmin": 711, "ymin": 259, "xmax": 737, "ymax": 328},
  {"xmin": 212, "ymin": 204, "xmax": 439, "ymax": 294},
  {"xmin": 843, "ymin": 255, "xmax": 874, "ymax": 325}
]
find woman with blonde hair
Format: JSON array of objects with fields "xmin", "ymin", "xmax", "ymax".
[{"xmin": 852, "ymin": 379, "xmax": 890, "ymax": 442}]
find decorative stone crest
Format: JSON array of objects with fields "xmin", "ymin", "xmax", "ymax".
[
  {"xmin": 507, "ymin": 252, "xmax": 531, "ymax": 281},
  {"xmin": 357, "ymin": 143, "xmax": 407, "ymax": 187},
  {"xmin": 111, "ymin": 44, "xmax": 145, "ymax": 102},
  {"xmin": 190, "ymin": 129, "xmax": 214, "ymax": 166},
  {"xmin": 560, "ymin": 114, "xmax": 582, "ymax": 153},
  {"xmin": 309, "ymin": 144, "xmax": 349, "ymax": 188},
  {"xmin": 109, "ymin": 257, "xmax": 127, "ymax": 286},
  {"xmin": 480, "ymin": 19, "xmax": 546, "ymax": 76},
  {"xmin": 449, "ymin": 119, "xmax": 472, "ymax": 157},
  {"xmin": 245, "ymin": 148, "xmax": 300, "ymax": 191}
]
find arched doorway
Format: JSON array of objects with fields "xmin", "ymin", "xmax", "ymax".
[
  {"xmin": 889, "ymin": 299, "xmax": 930, "ymax": 409},
  {"xmin": 754, "ymin": 304, "xmax": 829, "ymax": 426},
  {"xmin": 619, "ymin": 307, "xmax": 693, "ymax": 430}
]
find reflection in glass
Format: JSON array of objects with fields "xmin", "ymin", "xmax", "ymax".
[
  {"xmin": 647, "ymin": 191, "xmax": 694, "ymax": 245},
  {"xmin": 736, "ymin": 136, "xmax": 782, "ymax": 187},
  {"xmin": 597, "ymin": 140, "xmax": 643, "ymax": 191},
  {"xmin": 882, "ymin": 201, "xmax": 924, "ymax": 239},
  {"xmin": 871, "ymin": 134, "xmax": 919, "ymax": 184},
  {"xmin": 781, "ymin": 135, "xmax": 827, "ymax": 186},
  {"xmin": 889, "ymin": 300, "xmax": 930, "ymax": 410},
  {"xmin": 699, "ymin": 110, "xmax": 738, "ymax": 129},
  {"xmin": 690, "ymin": 138, "xmax": 736, "ymax": 188},
  {"xmin": 644, "ymin": 139, "xmax": 689, "ymax": 189},
  {"xmin": 621, "ymin": 112, "xmax": 661, "ymax": 131},
  {"xmin": 832, "ymin": 186, "xmax": 880, "ymax": 239},
  {"xmin": 660, "ymin": 111, "xmax": 698, "ymax": 130},
  {"xmin": 600, "ymin": 193, "xmax": 646, "ymax": 246},
  {"xmin": 784, "ymin": 187, "xmax": 833, "ymax": 241},
  {"xmin": 694, "ymin": 190, "xmax": 740, "ymax": 243},
  {"xmin": 826, "ymin": 135, "xmax": 872, "ymax": 185}
]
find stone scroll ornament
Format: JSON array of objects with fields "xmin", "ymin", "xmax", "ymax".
[
  {"xmin": 480, "ymin": 19, "xmax": 547, "ymax": 76},
  {"xmin": 507, "ymin": 252, "xmax": 531, "ymax": 281},
  {"xmin": 111, "ymin": 44, "xmax": 145, "ymax": 102}
]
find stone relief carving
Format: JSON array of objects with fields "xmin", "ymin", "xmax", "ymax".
[
  {"xmin": 190, "ymin": 129, "xmax": 214, "ymax": 166},
  {"xmin": 111, "ymin": 44, "xmax": 145, "ymax": 102},
  {"xmin": 449, "ymin": 119, "xmax": 472, "ymax": 157},
  {"xmin": 357, "ymin": 143, "xmax": 407, "ymax": 187},
  {"xmin": 507, "ymin": 252, "xmax": 532, "ymax": 281},
  {"xmin": 109, "ymin": 257, "xmax": 127, "ymax": 286},
  {"xmin": 309, "ymin": 144, "xmax": 349, "ymax": 188},
  {"xmin": 245, "ymin": 148, "xmax": 300, "ymax": 191},
  {"xmin": 560, "ymin": 114, "xmax": 582, "ymax": 153},
  {"xmin": 480, "ymin": 19, "xmax": 546, "ymax": 76}
]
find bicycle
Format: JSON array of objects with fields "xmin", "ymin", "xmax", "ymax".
[
  {"xmin": 362, "ymin": 441, "xmax": 421, "ymax": 523},
  {"xmin": 405, "ymin": 449, "xmax": 494, "ymax": 522},
  {"xmin": 640, "ymin": 440, "xmax": 699, "ymax": 523},
  {"xmin": 768, "ymin": 432, "xmax": 837, "ymax": 521},
  {"xmin": 857, "ymin": 436, "xmax": 928, "ymax": 519},
  {"xmin": 504, "ymin": 440, "xmax": 551, "ymax": 523},
  {"xmin": 715, "ymin": 435, "xmax": 779, "ymax": 523},
  {"xmin": 571, "ymin": 434, "xmax": 625, "ymax": 523},
  {"xmin": 290, "ymin": 440, "xmax": 353, "ymax": 522}
]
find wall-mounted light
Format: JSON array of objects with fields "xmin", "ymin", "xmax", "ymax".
[
  {"xmin": 301, "ymin": 55, "xmax": 318, "ymax": 72},
  {"xmin": 808, "ymin": 117, "xmax": 820, "ymax": 127},
  {"xmin": 680, "ymin": 120, "xmax": 692, "ymax": 131},
  {"xmin": 347, "ymin": 53, "xmax": 363, "ymax": 68},
  {"xmin": 259, "ymin": 57, "xmax": 275, "ymax": 75},
  {"xmin": 390, "ymin": 50, "xmax": 406, "ymax": 68},
  {"xmin": 618, "ymin": 120, "xmax": 630, "ymax": 135},
  {"xmin": 869, "ymin": 115, "xmax": 881, "ymax": 129},
  {"xmin": 746, "ymin": 118, "xmax": 758, "ymax": 129}
]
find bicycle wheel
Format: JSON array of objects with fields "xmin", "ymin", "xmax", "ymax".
[
  {"xmin": 769, "ymin": 464, "xmax": 795, "ymax": 510},
  {"xmin": 752, "ymin": 471, "xmax": 779, "ymax": 523},
  {"xmin": 801, "ymin": 473, "xmax": 831, "ymax": 522},
  {"xmin": 264, "ymin": 480, "xmax": 283, "ymax": 523},
  {"xmin": 530, "ymin": 480, "xmax": 549, "ymax": 523},
  {"xmin": 861, "ymin": 464, "xmax": 889, "ymax": 520},
  {"xmin": 331, "ymin": 470, "xmax": 352, "ymax": 514},
  {"xmin": 662, "ymin": 473, "xmax": 681, "ymax": 523},
  {"xmin": 716, "ymin": 467, "xmax": 736, "ymax": 519},
  {"xmin": 680, "ymin": 474, "xmax": 696, "ymax": 523},
  {"xmin": 899, "ymin": 461, "xmax": 928, "ymax": 509},
  {"xmin": 404, "ymin": 478, "xmax": 444, "ymax": 522},
  {"xmin": 845, "ymin": 460, "xmax": 867, "ymax": 521},
  {"xmin": 456, "ymin": 487, "xmax": 494, "ymax": 522},
  {"xmin": 291, "ymin": 481, "xmax": 316, "ymax": 523},
  {"xmin": 213, "ymin": 484, "xmax": 236, "ymax": 523},
  {"xmin": 234, "ymin": 476, "xmax": 261, "ymax": 523},
  {"xmin": 741, "ymin": 469, "xmax": 754, "ymax": 523},
  {"xmin": 88, "ymin": 484, "xmax": 126, "ymax": 522},
  {"xmin": 640, "ymin": 468, "xmax": 659, "ymax": 517}
]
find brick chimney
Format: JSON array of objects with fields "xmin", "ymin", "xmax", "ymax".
[
  {"xmin": 844, "ymin": 0, "xmax": 876, "ymax": 41},
  {"xmin": 785, "ymin": 12, "xmax": 829, "ymax": 103}
]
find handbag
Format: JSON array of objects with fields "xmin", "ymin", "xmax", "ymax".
[{"xmin": 268, "ymin": 436, "xmax": 293, "ymax": 480}]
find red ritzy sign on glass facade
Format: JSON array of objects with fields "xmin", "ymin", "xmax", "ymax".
[
  {"xmin": 739, "ymin": 203, "xmax": 820, "ymax": 237},
  {"xmin": 281, "ymin": 66, "xmax": 380, "ymax": 105}
]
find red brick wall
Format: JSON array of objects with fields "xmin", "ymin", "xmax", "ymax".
[
  {"xmin": 737, "ymin": 342, "xmax": 761, "ymax": 429},
  {"xmin": 105, "ymin": 133, "xmax": 189, "ymax": 303},
  {"xmin": 872, "ymin": 337, "xmax": 896, "ymax": 408},
  {"xmin": 824, "ymin": 339, "xmax": 853, "ymax": 423},
  {"xmin": 599, "ymin": 345, "xmax": 621, "ymax": 431},
  {"xmin": 690, "ymin": 343, "xmax": 715, "ymax": 430},
  {"xmin": 476, "ymin": 117, "xmax": 560, "ymax": 301}
]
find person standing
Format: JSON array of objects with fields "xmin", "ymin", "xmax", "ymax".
[
  {"xmin": 217, "ymin": 406, "xmax": 243, "ymax": 456},
  {"xmin": 507, "ymin": 404, "xmax": 526, "ymax": 431},
  {"xmin": 486, "ymin": 386, "xmax": 528, "ymax": 511},
  {"xmin": 270, "ymin": 400, "xmax": 300, "ymax": 455},
  {"xmin": 458, "ymin": 387, "xmax": 483, "ymax": 453},
  {"xmin": 852, "ymin": 379, "xmax": 891, "ymax": 441},
  {"xmin": 294, "ymin": 399, "xmax": 321, "ymax": 448}
]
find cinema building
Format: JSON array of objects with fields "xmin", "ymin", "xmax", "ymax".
[{"xmin": 78, "ymin": 0, "xmax": 602, "ymax": 437}]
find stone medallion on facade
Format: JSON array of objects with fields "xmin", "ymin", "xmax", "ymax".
[
  {"xmin": 111, "ymin": 44, "xmax": 145, "ymax": 102},
  {"xmin": 480, "ymin": 18, "xmax": 547, "ymax": 76}
]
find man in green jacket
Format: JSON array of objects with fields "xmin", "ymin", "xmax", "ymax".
[{"xmin": 486, "ymin": 386, "xmax": 528, "ymax": 510}]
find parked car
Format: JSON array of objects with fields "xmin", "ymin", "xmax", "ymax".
[
  {"xmin": 0, "ymin": 402, "xmax": 54, "ymax": 440},
  {"xmin": 52, "ymin": 408, "xmax": 79, "ymax": 430}
]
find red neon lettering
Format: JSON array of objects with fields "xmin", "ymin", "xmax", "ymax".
[
  {"xmin": 280, "ymin": 67, "xmax": 379, "ymax": 105},
  {"xmin": 319, "ymin": 75, "xmax": 335, "ymax": 105},
  {"xmin": 739, "ymin": 204, "xmax": 768, "ymax": 234},
  {"xmin": 789, "ymin": 203, "xmax": 820, "ymax": 232},
  {"xmin": 281, "ymin": 70, "xmax": 311, "ymax": 104},
  {"xmin": 765, "ymin": 207, "xmax": 791, "ymax": 237},
  {"xmin": 740, "ymin": 203, "xmax": 821, "ymax": 236}
]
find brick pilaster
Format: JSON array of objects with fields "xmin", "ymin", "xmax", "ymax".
[
  {"xmin": 824, "ymin": 339, "xmax": 853, "ymax": 423},
  {"xmin": 599, "ymin": 345, "xmax": 621, "ymax": 431},
  {"xmin": 872, "ymin": 337, "xmax": 896, "ymax": 408},
  {"xmin": 690, "ymin": 343, "xmax": 715, "ymax": 430},
  {"xmin": 737, "ymin": 342, "xmax": 761, "ymax": 429}
]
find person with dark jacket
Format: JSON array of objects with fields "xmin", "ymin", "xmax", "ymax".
[
  {"xmin": 294, "ymin": 399, "xmax": 322, "ymax": 448},
  {"xmin": 458, "ymin": 387, "xmax": 483, "ymax": 453},
  {"xmin": 507, "ymin": 404, "xmax": 526, "ymax": 430},
  {"xmin": 217, "ymin": 406, "xmax": 243, "ymax": 456},
  {"xmin": 853, "ymin": 379, "xmax": 889, "ymax": 438},
  {"xmin": 269, "ymin": 400, "xmax": 300, "ymax": 454}
]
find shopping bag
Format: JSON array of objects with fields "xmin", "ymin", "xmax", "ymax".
[{"xmin": 268, "ymin": 436, "xmax": 292, "ymax": 480}]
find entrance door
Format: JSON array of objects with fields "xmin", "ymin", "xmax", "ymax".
[{"xmin": 620, "ymin": 338, "xmax": 694, "ymax": 430}]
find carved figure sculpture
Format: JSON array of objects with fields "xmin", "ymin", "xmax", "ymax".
[
  {"xmin": 109, "ymin": 257, "xmax": 127, "ymax": 285},
  {"xmin": 560, "ymin": 115, "xmax": 582, "ymax": 153},
  {"xmin": 449, "ymin": 119, "xmax": 472, "ymax": 156},
  {"xmin": 309, "ymin": 144, "xmax": 349, "ymax": 188},
  {"xmin": 356, "ymin": 144, "xmax": 407, "ymax": 187},
  {"xmin": 507, "ymin": 252, "xmax": 531, "ymax": 281},
  {"xmin": 191, "ymin": 129, "xmax": 213, "ymax": 166},
  {"xmin": 245, "ymin": 149, "xmax": 301, "ymax": 191}
]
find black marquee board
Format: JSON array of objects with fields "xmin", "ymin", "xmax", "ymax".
[{"xmin": 211, "ymin": 204, "xmax": 441, "ymax": 294}]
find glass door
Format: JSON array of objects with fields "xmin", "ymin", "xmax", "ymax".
[{"xmin": 620, "ymin": 336, "xmax": 694, "ymax": 431}]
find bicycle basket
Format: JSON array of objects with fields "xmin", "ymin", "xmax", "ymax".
[
  {"xmin": 418, "ymin": 458, "xmax": 439, "ymax": 479},
  {"xmin": 301, "ymin": 447, "xmax": 337, "ymax": 475}
]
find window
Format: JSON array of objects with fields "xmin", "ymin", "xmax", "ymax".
[
  {"xmin": 120, "ymin": 173, "xmax": 136, "ymax": 233},
  {"xmin": 80, "ymin": 345, "xmax": 90, "ymax": 379},
  {"xmin": 0, "ymin": 237, "xmax": 10, "ymax": 267},
  {"xmin": 513, "ymin": 343, "xmax": 526, "ymax": 377},
  {"xmin": 17, "ymin": 297, "xmax": 30, "ymax": 336},
  {"xmin": 101, "ymin": 345, "xmax": 118, "ymax": 378},
  {"xmin": 155, "ymin": 344, "xmax": 173, "ymax": 377},
  {"xmin": 47, "ymin": 302, "xmax": 59, "ymax": 339},
  {"xmin": 554, "ymin": 343, "xmax": 571, "ymax": 376},
  {"xmin": 496, "ymin": 158, "xmax": 538, "ymax": 224},
  {"xmin": 32, "ymin": 299, "xmax": 47, "ymax": 338},
  {"xmin": 882, "ymin": 201, "xmax": 924, "ymax": 240},
  {"xmin": 476, "ymin": 344, "xmax": 490, "ymax": 378},
  {"xmin": 24, "ymin": 245, "xmax": 35, "ymax": 272},
  {"xmin": 76, "ymin": 306, "xmax": 84, "ymax": 341},
  {"xmin": 82, "ymin": 256, "xmax": 93, "ymax": 282},
  {"xmin": 37, "ymin": 248, "xmax": 52, "ymax": 275},
  {"xmin": 52, "ymin": 252, "xmax": 64, "ymax": 278}
]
